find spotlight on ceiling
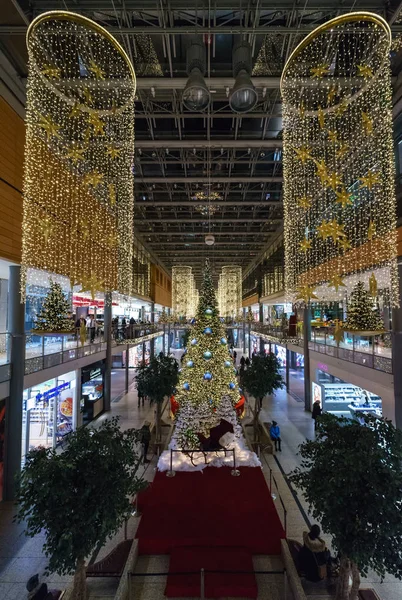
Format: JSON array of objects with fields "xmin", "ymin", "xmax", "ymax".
[
  {"xmin": 205, "ymin": 234, "xmax": 215, "ymax": 246},
  {"xmin": 183, "ymin": 37, "xmax": 211, "ymax": 112},
  {"xmin": 229, "ymin": 41, "xmax": 258, "ymax": 114}
]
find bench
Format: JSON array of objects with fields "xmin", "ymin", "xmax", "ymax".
[
  {"xmin": 86, "ymin": 539, "xmax": 133, "ymax": 578},
  {"xmin": 358, "ymin": 590, "xmax": 381, "ymax": 600}
]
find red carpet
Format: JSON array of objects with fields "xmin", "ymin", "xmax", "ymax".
[
  {"xmin": 165, "ymin": 546, "xmax": 258, "ymax": 598},
  {"xmin": 136, "ymin": 467, "xmax": 285, "ymax": 555}
]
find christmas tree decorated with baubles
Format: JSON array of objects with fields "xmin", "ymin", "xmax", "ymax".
[{"xmin": 174, "ymin": 259, "xmax": 241, "ymax": 411}]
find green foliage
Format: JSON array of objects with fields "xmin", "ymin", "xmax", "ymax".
[
  {"xmin": 136, "ymin": 354, "xmax": 179, "ymax": 404},
  {"xmin": 289, "ymin": 413, "xmax": 402, "ymax": 579},
  {"xmin": 15, "ymin": 418, "xmax": 145, "ymax": 575},
  {"xmin": 182, "ymin": 329, "xmax": 191, "ymax": 349},
  {"xmin": 175, "ymin": 259, "xmax": 240, "ymax": 410},
  {"xmin": 33, "ymin": 280, "xmax": 74, "ymax": 333},
  {"xmin": 344, "ymin": 281, "xmax": 384, "ymax": 332},
  {"xmin": 242, "ymin": 352, "xmax": 284, "ymax": 401}
]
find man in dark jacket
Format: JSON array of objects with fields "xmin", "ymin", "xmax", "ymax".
[{"xmin": 139, "ymin": 421, "xmax": 151, "ymax": 463}]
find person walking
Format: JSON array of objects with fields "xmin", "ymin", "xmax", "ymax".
[
  {"xmin": 89, "ymin": 315, "xmax": 96, "ymax": 343},
  {"xmin": 270, "ymin": 420, "xmax": 282, "ymax": 452},
  {"xmin": 312, "ymin": 399, "xmax": 322, "ymax": 430},
  {"xmin": 139, "ymin": 421, "xmax": 151, "ymax": 463}
]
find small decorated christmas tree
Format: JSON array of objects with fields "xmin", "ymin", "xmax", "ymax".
[
  {"xmin": 33, "ymin": 280, "xmax": 74, "ymax": 333},
  {"xmin": 344, "ymin": 281, "xmax": 384, "ymax": 333},
  {"xmin": 246, "ymin": 306, "xmax": 254, "ymax": 323},
  {"xmin": 159, "ymin": 307, "xmax": 168, "ymax": 324}
]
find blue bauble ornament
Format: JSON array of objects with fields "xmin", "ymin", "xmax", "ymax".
[
  {"xmin": 183, "ymin": 382, "xmax": 190, "ymax": 391},
  {"xmin": 205, "ymin": 308, "xmax": 213, "ymax": 317},
  {"xmin": 220, "ymin": 337, "xmax": 227, "ymax": 345},
  {"xmin": 229, "ymin": 382, "xmax": 236, "ymax": 390},
  {"xmin": 203, "ymin": 327, "xmax": 212, "ymax": 335},
  {"xmin": 186, "ymin": 360, "xmax": 194, "ymax": 368},
  {"xmin": 204, "ymin": 372, "xmax": 212, "ymax": 381},
  {"xmin": 191, "ymin": 338, "xmax": 197, "ymax": 346},
  {"xmin": 209, "ymin": 398, "xmax": 213, "ymax": 405},
  {"xmin": 224, "ymin": 360, "xmax": 232, "ymax": 368},
  {"xmin": 203, "ymin": 351, "xmax": 212, "ymax": 360}
]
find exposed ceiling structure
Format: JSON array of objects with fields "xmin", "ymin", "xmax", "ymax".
[{"xmin": 2, "ymin": 0, "xmax": 402, "ymax": 283}]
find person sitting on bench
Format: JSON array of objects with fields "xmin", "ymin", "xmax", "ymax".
[{"xmin": 299, "ymin": 524, "xmax": 330, "ymax": 581}]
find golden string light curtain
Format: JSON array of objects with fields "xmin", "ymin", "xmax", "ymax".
[
  {"xmin": 22, "ymin": 11, "xmax": 136, "ymax": 299},
  {"xmin": 281, "ymin": 12, "xmax": 398, "ymax": 305},
  {"xmin": 172, "ymin": 266, "xmax": 197, "ymax": 318},
  {"xmin": 218, "ymin": 266, "xmax": 242, "ymax": 318}
]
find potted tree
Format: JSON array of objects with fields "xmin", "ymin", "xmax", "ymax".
[
  {"xmin": 242, "ymin": 352, "xmax": 284, "ymax": 440},
  {"xmin": 15, "ymin": 418, "xmax": 145, "ymax": 600},
  {"xmin": 290, "ymin": 413, "xmax": 402, "ymax": 600},
  {"xmin": 136, "ymin": 354, "xmax": 179, "ymax": 441}
]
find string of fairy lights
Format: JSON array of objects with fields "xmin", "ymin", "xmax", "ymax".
[
  {"xmin": 281, "ymin": 12, "xmax": 399, "ymax": 306},
  {"xmin": 22, "ymin": 11, "xmax": 136, "ymax": 300},
  {"xmin": 172, "ymin": 266, "xmax": 198, "ymax": 318},
  {"xmin": 218, "ymin": 266, "xmax": 242, "ymax": 318}
]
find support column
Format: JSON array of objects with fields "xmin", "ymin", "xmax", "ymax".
[
  {"xmin": 286, "ymin": 349, "xmax": 290, "ymax": 392},
  {"xmin": 303, "ymin": 305, "xmax": 312, "ymax": 412},
  {"xmin": 150, "ymin": 302, "xmax": 155, "ymax": 358},
  {"xmin": 4, "ymin": 266, "xmax": 25, "ymax": 500},
  {"xmin": 392, "ymin": 258, "xmax": 402, "ymax": 428},
  {"xmin": 259, "ymin": 303, "xmax": 264, "ymax": 353},
  {"xmin": 242, "ymin": 308, "xmax": 246, "ymax": 354},
  {"xmin": 125, "ymin": 345, "xmax": 130, "ymax": 393},
  {"xmin": 104, "ymin": 291, "xmax": 112, "ymax": 412},
  {"xmin": 141, "ymin": 305, "xmax": 145, "ymax": 322}
]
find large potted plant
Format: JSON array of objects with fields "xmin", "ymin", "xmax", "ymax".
[
  {"xmin": 290, "ymin": 413, "xmax": 402, "ymax": 600},
  {"xmin": 15, "ymin": 418, "xmax": 144, "ymax": 600}
]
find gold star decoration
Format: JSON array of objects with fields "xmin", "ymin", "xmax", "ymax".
[
  {"xmin": 367, "ymin": 219, "xmax": 376, "ymax": 240},
  {"xmin": 327, "ymin": 130, "xmax": 339, "ymax": 143},
  {"xmin": 37, "ymin": 114, "xmax": 61, "ymax": 141},
  {"xmin": 318, "ymin": 107, "xmax": 325, "ymax": 129},
  {"xmin": 300, "ymin": 238, "xmax": 312, "ymax": 253},
  {"xmin": 106, "ymin": 144, "xmax": 121, "ymax": 159},
  {"xmin": 362, "ymin": 112, "xmax": 373, "ymax": 135},
  {"xmin": 333, "ymin": 319, "xmax": 344, "ymax": 346},
  {"xmin": 338, "ymin": 237, "xmax": 352, "ymax": 252},
  {"xmin": 317, "ymin": 219, "xmax": 346, "ymax": 243},
  {"xmin": 336, "ymin": 144, "xmax": 349, "ymax": 160},
  {"xmin": 108, "ymin": 184, "xmax": 117, "ymax": 206},
  {"xmin": 69, "ymin": 102, "xmax": 82, "ymax": 118},
  {"xmin": 314, "ymin": 159, "xmax": 329, "ymax": 184},
  {"xmin": 38, "ymin": 216, "xmax": 54, "ymax": 244},
  {"xmin": 89, "ymin": 60, "xmax": 105, "ymax": 80},
  {"xmin": 82, "ymin": 87, "xmax": 94, "ymax": 105},
  {"xmin": 357, "ymin": 64, "xmax": 374, "ymax": 78},
  {"xmin": 326, "ymin": 171, "xmax": 343, "ymax": 191},
  {"xmin": 293, "ymin": 145, "xmax": 312, "ymax": 164},
  {"xmin": 296, "ymin": 284, "xmax": 318, "ymax": 303},
  {"xmin": 311, "ymin": 63, "xmax": 329, "ymax": 78},
  {"xmin": 297, "ymin": 196, "xmax": 312, "ymax": 210},
  {"xmin": 328, "ymin": 273, "xmax": 346, "ymax": 292},
  {"xmin": 359, "ymin": 170, "xmax": 380, "ymax": 191},
  {"xmin": 327, "ymin": 87, "xmax": 337, "ymax": 104},
  {"xmin": 335, "ymin": 188, "xmax": 353, "ymax": 208},
  {"xmin": 66, "ymin": 145, "xmax": 86, "ymax": 164},
  {"xmin": 87, "ymin": 112, "xmax": 105, "ymax": 136},
  {"xmin": 84, "ymin": 171, "xmax": 104, "ymax": 188},
  {"xmin": 79, "ymin": 272, "xmax": 105, "ymax": 301},
  {"xmin": 369, "ymin": 273, "xmax": 378, "ymax": 297},
  {"xmin": 41, "ymin": 64, "xmax": 61, "ymax": 79},
  {"xmin": 335, "ymin": 100, "xmax": 348, "ymax": 117}
]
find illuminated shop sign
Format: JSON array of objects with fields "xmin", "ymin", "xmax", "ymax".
[{"xmin": 36, "ymin": 381, "xmax": 70, "ymax": 402}]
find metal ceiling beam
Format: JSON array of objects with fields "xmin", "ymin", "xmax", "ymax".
[
  {"xmin": 136, "ymin": 218, "xmax": 280, "ymax": 223},
  {"xmin": 135, "ymin": 201, "xmax": 282, "ymax": 206},
  {"xmin": 136, "ymin": 140, "xmax": 282, "ymax": 149},
  {"xmin": 138, "ymin": 176, "xmax": 282, "ymax": 183},
  {"xmin": 146, "ymin": 241, "xmax": 262, "ymax": 246},
  {"xmin": 136, "ymin": 77, "xmax": 280, "ymax": 89},
  {"xmin": 135, "ymin": 113, "xmax": 282, "ymax": 119},
  {"xmin": 140, "ymin": 231, "xmax": 271, "ymax": 236}
]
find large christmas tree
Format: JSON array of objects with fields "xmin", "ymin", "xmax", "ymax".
[
  {"xmin": 174, "ymin": 259, "xmax": 240, "ymax": 411},
  {"xmin": 344, "ymin": 281, "xmax": 384, "ymax": 332},
  {"xmin": 33, "ymin": 280, "xmax": 74, "ymax": 333}
]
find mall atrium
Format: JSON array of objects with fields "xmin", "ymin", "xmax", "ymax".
[{"xmin": 0, "ymin": 1, "xmax": 402, "ymax": 600}]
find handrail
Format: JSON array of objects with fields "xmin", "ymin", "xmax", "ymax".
[
  {"xmin": 166, "ymin": 447, "xmax": 240, "ymax": 476},
  {"xmin": 266, "ymin": 461, "xmax": 288, "ymax": 535}
]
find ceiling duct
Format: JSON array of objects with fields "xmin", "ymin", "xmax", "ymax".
[{"xmin": 183, "ymin": 37, "xmax": 211, "ymax": 112}]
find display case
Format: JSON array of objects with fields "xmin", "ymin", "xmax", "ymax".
[{"xmin": 321, "ymin": 382, "xmax": 382, "ymax": 416}]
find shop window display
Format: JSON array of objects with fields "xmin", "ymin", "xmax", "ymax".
[{"xmin": 81, "ymin": 362, "xmax": 105, "ymax": 426}]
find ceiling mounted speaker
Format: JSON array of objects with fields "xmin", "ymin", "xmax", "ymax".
[
  {"xmin": 230, "ymin": 41, "xmax": 257, "ymax": 113},
  {"xmin": 205, "ymin": 234, "xmax": 215, "ymax": 246},
  {"xmin": 183, "ymin": 37, "xmax": 211, "ymax": 112}
]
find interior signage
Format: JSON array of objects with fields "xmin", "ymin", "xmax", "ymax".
[{"xmin": 35, "ymin": 381, "xmax": 70, "ymax": 402}]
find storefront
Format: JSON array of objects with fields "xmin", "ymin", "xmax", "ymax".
[
  {"xmin": 22, "ymin": 371, "xmax": 77, "ymax": 463},
  {"xmin": 81, "ymin": 361, "xmax": 105, "ymax": 426},
  {"xmin": 312, "ymin": 363, "xmax": 383, "ymax": 421}
]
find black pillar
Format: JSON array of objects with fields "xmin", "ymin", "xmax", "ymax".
[
  {"xmin": 242, "ymin": 308, "xmax": 246, "ymax": 354},
  {"xmin": 259, "ymin": 303, "xmax": 264, "ymax": 353},
  {"xmin": 393, "ymin": 258, "xmax": 402, "ymax": 428},
  {"xmin": 150, "ymin": 302, "xmax": 155, "ymax": 358},
  {"xmin": 104, "ymin": 291, "xmax": 112, "ymax": 412},
  {"xmin": 286, "ymin": 349, "xmax": 290, "ymax": 392},
  {"xmin": 303, "ymin": 305, "xmax": 312, "ymax": 412},
  {"xmin": 4, "ymin": 266, "xmax": 25, "ymax": 500},
  {"xmin": 125, "ymin": 344, "xmax": 130, "ymax": 393}
]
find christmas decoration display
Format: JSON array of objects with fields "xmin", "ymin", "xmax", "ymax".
[
  {"xmin": 22, "ymin": 12, "xmax": 136, "ymax": 299},
  {"xmin": 343, "ymin": 281, "xmax": 384, "ymax": 333},
  {"xmin": 33, "ymin": 280, "xmax": 74, "ymax": 333},
  {"xmin": 217, "ymin": 266, "xmax": 242, "ymax": 318},
  {"xmin": 246, "ymin": 306, "xmax": 255, "ymax": 323},
  {"xmin": 172, "ymin": 266, "xmax": 197, "ymax": 318},
  {"xmin": 159, "ymin": 308, "xmax": 168, "ymax": 324},
  {"xmin": 281, "ymin": 13, "xmax": 398, "ymax": 306},
  {"xmin": 174, "ymin": 259, "xmax": 241, "ymax": 411}
]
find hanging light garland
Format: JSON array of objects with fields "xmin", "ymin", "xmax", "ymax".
[
  {"xmin": 218, "ymin": 266, "xmax": 242, "ymax": 318},
  {"xmin": 281, "ymin": 12, "xmax": 398, "ymax": 306},
  {"xmin": 172, "ymin": 266, "xmax": 197, "ymax": 318},
  {"xmin": 22, "ymin": 11, "xmax": 136, "ymax": 299}
]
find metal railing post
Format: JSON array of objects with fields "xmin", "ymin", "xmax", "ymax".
[
  {"xmin": 128, "ymin": 571, "xmax": 132, "ymax": 600},
  {"xmin": 200, "ymin": 568, "xmax": 205, "ymax": 600},
  {"xmin": 167, "ymin": 448, "xmax": 175, "ymax": 477},
  {"xmin": 231, "ymin": 449, "xmax": 240, "ymax": 476},
  {"xmin": 269, "ymin": 467, "xmax": 272, "ymax": 491}
]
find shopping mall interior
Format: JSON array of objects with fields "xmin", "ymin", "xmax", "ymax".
[{"xmin": 1, "ymin": 1, "xmax": 402, "ymax": 600}]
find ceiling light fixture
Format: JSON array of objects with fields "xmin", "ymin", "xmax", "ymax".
[
  {"xmin": 183, "ymin": 37, "xmax": 210, "ymax": 112},
  {"xmin": 230, "ymin": 41, "xmax": 258, "ymax": 113}
]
